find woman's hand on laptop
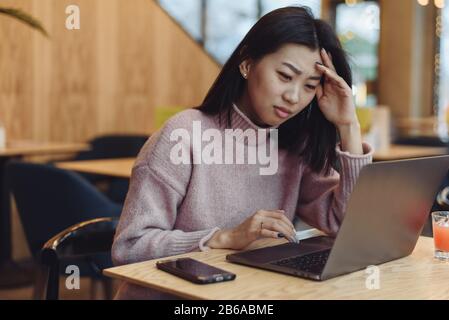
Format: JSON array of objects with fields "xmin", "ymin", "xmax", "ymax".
[{"xmin": 206, "ymin": 210, "xmax": 297, "ymax": 250}]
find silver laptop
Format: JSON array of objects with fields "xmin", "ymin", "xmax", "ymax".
[{"xmin": 226, "ymin": 155, "xmax": 449, "ymax": 281}]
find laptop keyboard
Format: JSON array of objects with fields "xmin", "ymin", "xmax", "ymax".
[{"xmin": 271, "ymin": 250, "xmax": 331, "ymax": 273}]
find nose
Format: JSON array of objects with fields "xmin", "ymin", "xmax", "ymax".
[{"xmin": 282, "ymin": 85, "xmax": 300, "ymax": 106}]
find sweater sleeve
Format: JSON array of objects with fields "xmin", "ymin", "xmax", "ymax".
[
  {"xmin": 111, "ymin": 118, "xmax": 220, "ymax": 266},
  {"xmin": 296, "ymin": 142, "xmax": 374, "ymax": 236}
]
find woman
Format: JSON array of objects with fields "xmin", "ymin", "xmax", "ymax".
[{"xmin": 112, "ymin": 6, "xmax": 373, "ymax": 299}]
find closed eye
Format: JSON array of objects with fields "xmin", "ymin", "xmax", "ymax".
[
  {"xmin": 278, "ymin": 72, "xmax": 292, "ymax": 82},
  {"xmin": 306, "ymin": 85, "xmax": 317, "ymax": 90}
]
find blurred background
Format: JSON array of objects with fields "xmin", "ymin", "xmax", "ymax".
[{"xmin": 0, "ymin": 0, "xmax": 448, "ymax": 299}]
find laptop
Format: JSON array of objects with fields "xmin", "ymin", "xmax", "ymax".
[{"xmin": 226, "ymin": 155, "xmax": 449, "ymax": 281}]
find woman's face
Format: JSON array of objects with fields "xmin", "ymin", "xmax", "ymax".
[{"xmin": 237, "ymin": 43, "xmax": 323, "ymax": 127}]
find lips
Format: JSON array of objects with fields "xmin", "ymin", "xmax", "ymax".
[{"xmin": 274, "ymin": 106, "xmax": 292, "ymax": 119}]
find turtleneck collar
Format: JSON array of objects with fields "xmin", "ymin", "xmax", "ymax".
[
  {"xmin": 230, "ymin": 103, "xmax": 279, "ymax": 131},
  {"xmin": 216, "ymin": 103, "xmax": 279, "ymax": 147}
]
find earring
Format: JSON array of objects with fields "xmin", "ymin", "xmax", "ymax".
[{"xmin": 242, "ymin": 72, "xmax": 248, "ymax": 79}]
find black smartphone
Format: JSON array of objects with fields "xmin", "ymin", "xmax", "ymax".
[{"xmin": 156, "ymin": 257, "xmax": 236, "ymax": 284}]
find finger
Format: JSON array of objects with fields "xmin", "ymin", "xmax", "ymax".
[
  {"xmin": 257, "ymin": 210, "xmax": 289, "ymax": 226},
  {"xmin": 262, "ymin": 210, "xmax": 295, "ymax": 231},
  {"xmin": 256, "ymin": 211, "xmax": 296, "ymax": 239},
  {"xmin": 316, "ymin": 84, "xmax": 324, "ymax": 100},
  {"xmin": 324, "ymin": 80, "xmax": 350, "ymax": 94},
  {"xmin": 316, "ymin": 64, "xmax": 347, "ymax": 89},
  {"xmin": 334, "ymin": 85, "xmax": 353, "ymax": 97},
  {"xmin": 326, "ymin": 79, "xmax": 353, "ymax": 97},
  {"xmin": 320, "ymin": 48, "xmax": 336, "ymax": 71},
  {"xmin": 260, "ymin": 217, "xmax": 294, "ymax": 238},
  {"xmin": 260, "ymin": 229, "xmax": 284, "ymax": 240},
  {"xmin": 274, "ymin": 210, "xmax": 296, "ymax": 231},
  {"xmin": 259, "ymin": 216, "xmax": 292, "ymax": 233},
  {"xmin": 260, "ymin": 217, "xmax": 296, "ymax": 241}
]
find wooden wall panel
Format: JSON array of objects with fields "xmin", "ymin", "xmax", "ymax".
[
  {"xmin": 378, "ymin": 0, "xmax": 414, "ymax": 119},
  {"xmin": 0, "ymin": 0, "xmax": 35, "ymax": 141},
  {"xmin": 115, "ymin": 0, "xmax": 155, "ymax": 133},
  {"xmin": 378, "ymin": 0, "xmax": 436, "ymax": 120},
  {"xmin": 0, "ymin": 0, "xmax": 220, "ymax": 143},
  {"xmin": 49, "ymin": 0, "xmax": 99, "ymax": 142}
]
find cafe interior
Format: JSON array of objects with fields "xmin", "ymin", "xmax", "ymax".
[{"xmin": 0, "ymin": 0, "xmax": 448, "ymax": 300}]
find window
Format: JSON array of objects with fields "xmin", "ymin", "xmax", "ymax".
[
  {"xmin": 205, "ymin": 0, "xmax": 259, "ymax": 64},
  {"xmin": 157, "ymin": 0, "xmax": 322, "ymax": 64},
  {"xmin": 158, "ymin": 0, "xmax": 202, "ymax": 41}
]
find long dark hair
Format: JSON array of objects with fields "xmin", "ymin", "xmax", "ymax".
[{"xmin": 198, "ymin": 6, "xmax": 352, "ymax": 176}]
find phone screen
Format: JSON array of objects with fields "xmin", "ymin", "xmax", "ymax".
[{"xmin": 161, "ymin": 258, "xmax": 229, "ymax": 277}]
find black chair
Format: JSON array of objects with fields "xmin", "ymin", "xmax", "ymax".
[
  {"xmin": 72, "ymin": 134, "xmax": 149, "ymax": 204},
  {"xmin": 74, "ymin": 134, "xmax": 149, "ymax": 161},
  {"xmin": 7, "ymin": 161, "xmax": 122, "ymax": 299},
  {"xmin": 36, "ymin": 217, "xmax": 118, "ymax": 300}
]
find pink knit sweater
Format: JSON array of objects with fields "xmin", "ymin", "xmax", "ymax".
[{"xmin": 112, "ymin": 104, "xmax": 373, "ymax": 299}]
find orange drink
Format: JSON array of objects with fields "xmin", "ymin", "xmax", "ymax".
[{"xmin": 432, "ymin": 211, "xmax": 449, "ymax": 261}]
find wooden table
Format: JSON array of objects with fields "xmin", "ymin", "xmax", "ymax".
[
  {"xmin": 104, "ymin": 236, "xmax": 449, "ymax": 300},
  {"xmin": 0, "ymin": 140, "xmax": 89, "ymax": 157},
  {"xmin": 0, "ymin": 140, "xmax": 89, "ymax": 287},
  {"xmin": 373, "ymin": 144, "xmax": 447, "ymax": 161},
  {"xmin": 56, "ymin": 158, "xmax": 135, "ymax": 178},
  {"xmin": 55, "ymin": 144, "xmax": 448, "ymax": 180}
]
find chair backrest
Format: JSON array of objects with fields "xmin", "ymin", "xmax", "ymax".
[
  {"xmin": 74, "ymin": 134, "xmax": 149, "ymax": 160},
  {"xmin": 7, "ymin": 162, "xmax": 122, "ymax": 257},
  {"xmin": 37, "ymin": 217, "xmax": 119, "ymax": 300},
  {"xmin": 43, "ymin": 217, "xmax": 119, "ymax": 260}
]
